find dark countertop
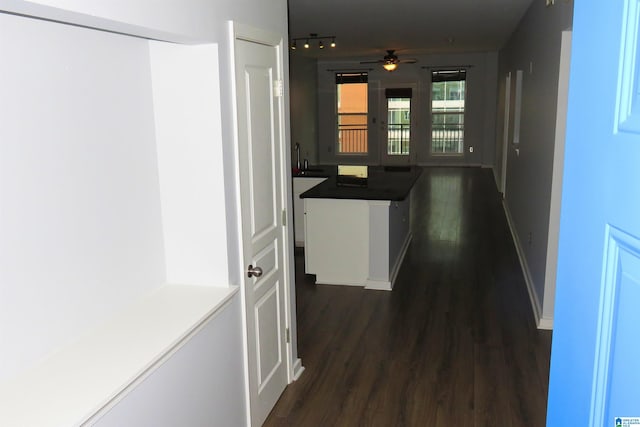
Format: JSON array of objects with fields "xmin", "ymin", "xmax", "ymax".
[
  {"xmin": 299, "ymin": 165, "xmax": 422, "ymax": 201},
  {"xmin": 292, "ymin": 165, "xmax": 334, "ymax": 178}
]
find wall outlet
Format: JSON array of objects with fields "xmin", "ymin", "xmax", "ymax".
[{"xmin": 469, "ymin": 146, "xmax": 474, "ymax": 153}]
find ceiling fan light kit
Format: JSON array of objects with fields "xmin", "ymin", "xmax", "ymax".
[
  {"xmin": 383, "ymin": 62, "xmax": 398, "ymax": 72},
  {"xmin": 361, "ymin": 50, "xmax": 417, "ymax": 72}
]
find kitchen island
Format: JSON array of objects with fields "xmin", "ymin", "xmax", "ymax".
[{"xmin": 301, "ymin": 166, "xmax": 421, "ymax": 291}]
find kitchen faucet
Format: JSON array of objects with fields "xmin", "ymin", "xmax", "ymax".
[{"xmin": 294, "ymin": 142, "xmax": 301, "ymax": 170}]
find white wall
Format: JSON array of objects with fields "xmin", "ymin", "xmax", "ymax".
[
  {"xmin": 0, "ymin": 13, "xmax": 166, "ymax": 383},
  {"xmin": 497, "ymin": 0, "xmax": 573, "ymax": 327},
  {"xmin": 149, "ymin": 41, "xmax": 228, "ymax": 287},
  {"xmin": 0, "ymin": 0, "xmax": 292, "ymax": 423},
  {"xmin": 312, "ymin": 52, "xmax": 498, "ymax": 166},
  {"xmin": 11, "ymin": 0, "xmax": 289, "ymax": 297}
]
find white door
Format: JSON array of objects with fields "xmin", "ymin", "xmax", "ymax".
[
  {"xmin": 547, "ymin": 1, "xmax": 640, "ymax": 424},
  {"xmin": 235, "ymin": 35, "xmax": 288, "ymax": 426}
]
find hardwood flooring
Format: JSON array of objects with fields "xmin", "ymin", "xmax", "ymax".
[{"xmin": 265, "ymin": 167, "xmax": 552, "ymax": 427}]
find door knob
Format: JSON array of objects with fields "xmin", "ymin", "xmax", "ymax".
[{"xmin": 247, "ymin": 265, "xmax": 263, "ymax": 278}]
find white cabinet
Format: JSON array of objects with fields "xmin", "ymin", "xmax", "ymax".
[
  {"xmin": 304, "ymin": 197, "xmax": 411, "ymax": 290},
  {"xmin": 292, "ymin": 177, "xmax": 327, "ymax": 246}
]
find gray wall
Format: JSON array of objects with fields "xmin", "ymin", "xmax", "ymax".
[
  {"xmin": 497, "ymin": 0, "xmax": 573, "ymax": 324},
  {"xmin": 301, "ymin": 52, "xmax": 498, "ymax": 166}
]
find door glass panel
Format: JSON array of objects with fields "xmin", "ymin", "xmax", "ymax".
[{"xmin": 387, "ymin": 97, "xmax": 410, "ymax": 155}]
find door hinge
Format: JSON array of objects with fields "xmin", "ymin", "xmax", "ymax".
[
  {"xmin": 273, "ymin": 79, "xmax": 284, "ymax": 98},
  {"xmin": 285, "ymin": 327, "xmax": 290, "ymax": 343},
  {"xmin": 282, "ymin": 209, "xmax": 287, "ymax": 226}
]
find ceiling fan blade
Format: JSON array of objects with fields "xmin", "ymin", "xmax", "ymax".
[
  {"xmin": 400, "ymin": 59, "xmax": 418, "ymax": 64},
  {"xmin": 359, "ymin": 60, "xmax": 383, "ymax": 64}
]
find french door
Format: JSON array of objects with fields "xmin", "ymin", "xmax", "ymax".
[{"xmin": 381, "ymin": 85, "xmax": 415, "ymax": 165}]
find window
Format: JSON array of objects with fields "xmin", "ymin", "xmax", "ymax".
[
  {"xmin": 431, "ymin": 69, "xmax": 466, "ymax": 155},
  {"xmin": 336, "ymin": 72, "xmax": 368, "ymax": 154}
]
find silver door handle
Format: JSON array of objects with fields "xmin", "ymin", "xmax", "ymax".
[{"xmin": 247, "ymin": 265, "xmax": 263, "ymax": 278}]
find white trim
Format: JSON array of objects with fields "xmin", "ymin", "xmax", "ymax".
[
  {"xmin": 233, "ymin": 22, "xmax": 281, "ymax": 46},
  {"xmin": 364, "ymin": 279, "xmax": 393, "ymax": 291},
  {"xmin": 226, "ymin": 20, "xmax": 253, "ymax": 427},
  {"xmin": 502, "ymin": 201, "xmax": 548, "ymax": 329},
  {"xmin": 0, "ymin": 0, "xmax": 204, "ymax": 43},
  {"xmin": 512, "ymin": 70, "xmax": 523, "ymax": 145},
  {"xmin": 538, "ymin": 316, "xmax": 554, "ymax": 330},
  {"xmin": 382, "ymin": 232, "xmax": 412, "ymax": 290},
  {"xmin": 541, "ymin": 30, "xmax": 572, "ymax": 332},
  {"xmin": 417, "ymin": 161, "xmax": 485, "ymax": 167},
  {"xmin": 500, "ymin": 71, "xmax": 511, "ymax": 195},
  {"xmin": 292, "ymin": 358, "xmax": 305, "ymax": 381},
  {"xmin": 315, "ymin": 278, "xmax": 368, "ymax": 287}
]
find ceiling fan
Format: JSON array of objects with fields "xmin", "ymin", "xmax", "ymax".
[{"xmin": 360, "ymin": 50, "xmax": 417, "ymax": 72}]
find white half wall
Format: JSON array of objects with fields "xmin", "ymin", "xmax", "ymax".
[{"xmin": 92, "ymin": 295, "xmax": 246, "ymax": 427}]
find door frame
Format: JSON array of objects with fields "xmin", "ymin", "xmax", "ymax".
[
  {"xmin": 229, "ymin": 21, "xmax": 300, "ymax": 426},
  {"xmin": 499, "ymin": 71, "xmax": 511, "ymax": 196},
  {"xmin": 379, "ymin": 82, "xmax": 418, "ymax": 165}
]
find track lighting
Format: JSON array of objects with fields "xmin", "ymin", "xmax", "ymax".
[{"xmin": 290, "ymin": 33, "xmax": 337, "ymax": 51}]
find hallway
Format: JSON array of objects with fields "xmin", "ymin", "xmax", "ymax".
[{"xmin": 265, "ymin": 167, "xmax": 552, "ymax": 426}]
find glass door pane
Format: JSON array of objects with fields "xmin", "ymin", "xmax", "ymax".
[{"xmin": 387, "ymin": 97, "xmax": 411, "ymax": 155}]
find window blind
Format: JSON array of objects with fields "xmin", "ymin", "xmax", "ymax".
[
  {"xmin": 335, "ymin": 72, "xmax": 368, "ymax": 84},
  {"xmin": 385, "ymin": 88, "xmax": 412, "ymax": 98},
  {"xmin": 431, "ymin": 69, "xmax": 467, "ymax": 82}
]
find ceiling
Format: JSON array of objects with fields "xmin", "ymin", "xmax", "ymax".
[{"xmin": 287, "ymin": 0, "xmax": 535, "ymax": 61}]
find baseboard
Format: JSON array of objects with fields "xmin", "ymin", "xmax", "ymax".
[
  {"xmin": 292, "ymin": 358, "xmax": 305, "ymax": 381},
  {"xmin": 491, "ymin": 167, "xmax": 501, "ymax": 193},
  {"xmin": 364, "ymin": 280, "xmax": 392, "ymax": 291},
  {"xmin": 538, "ymin": 316, "xmax": 553, "ymax": 330},
  {"xmin": 502, "ymin": 201, "xmax": 545, "ymax": 329},
  {"xmin": 314, "ymin": 278, "xmax": 365, "ymax": 287},
  {"xmin": 389, "ymin": 232, "xmax": 412, "ymax": 287},
  {"xmin": 416, "ymin": 162, "xmax": 484, "ymax": 168}
]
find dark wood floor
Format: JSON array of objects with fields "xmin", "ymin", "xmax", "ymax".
[{"xmin": 265, "ymin": 167, "xmax": 552, "ymax": 427}]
